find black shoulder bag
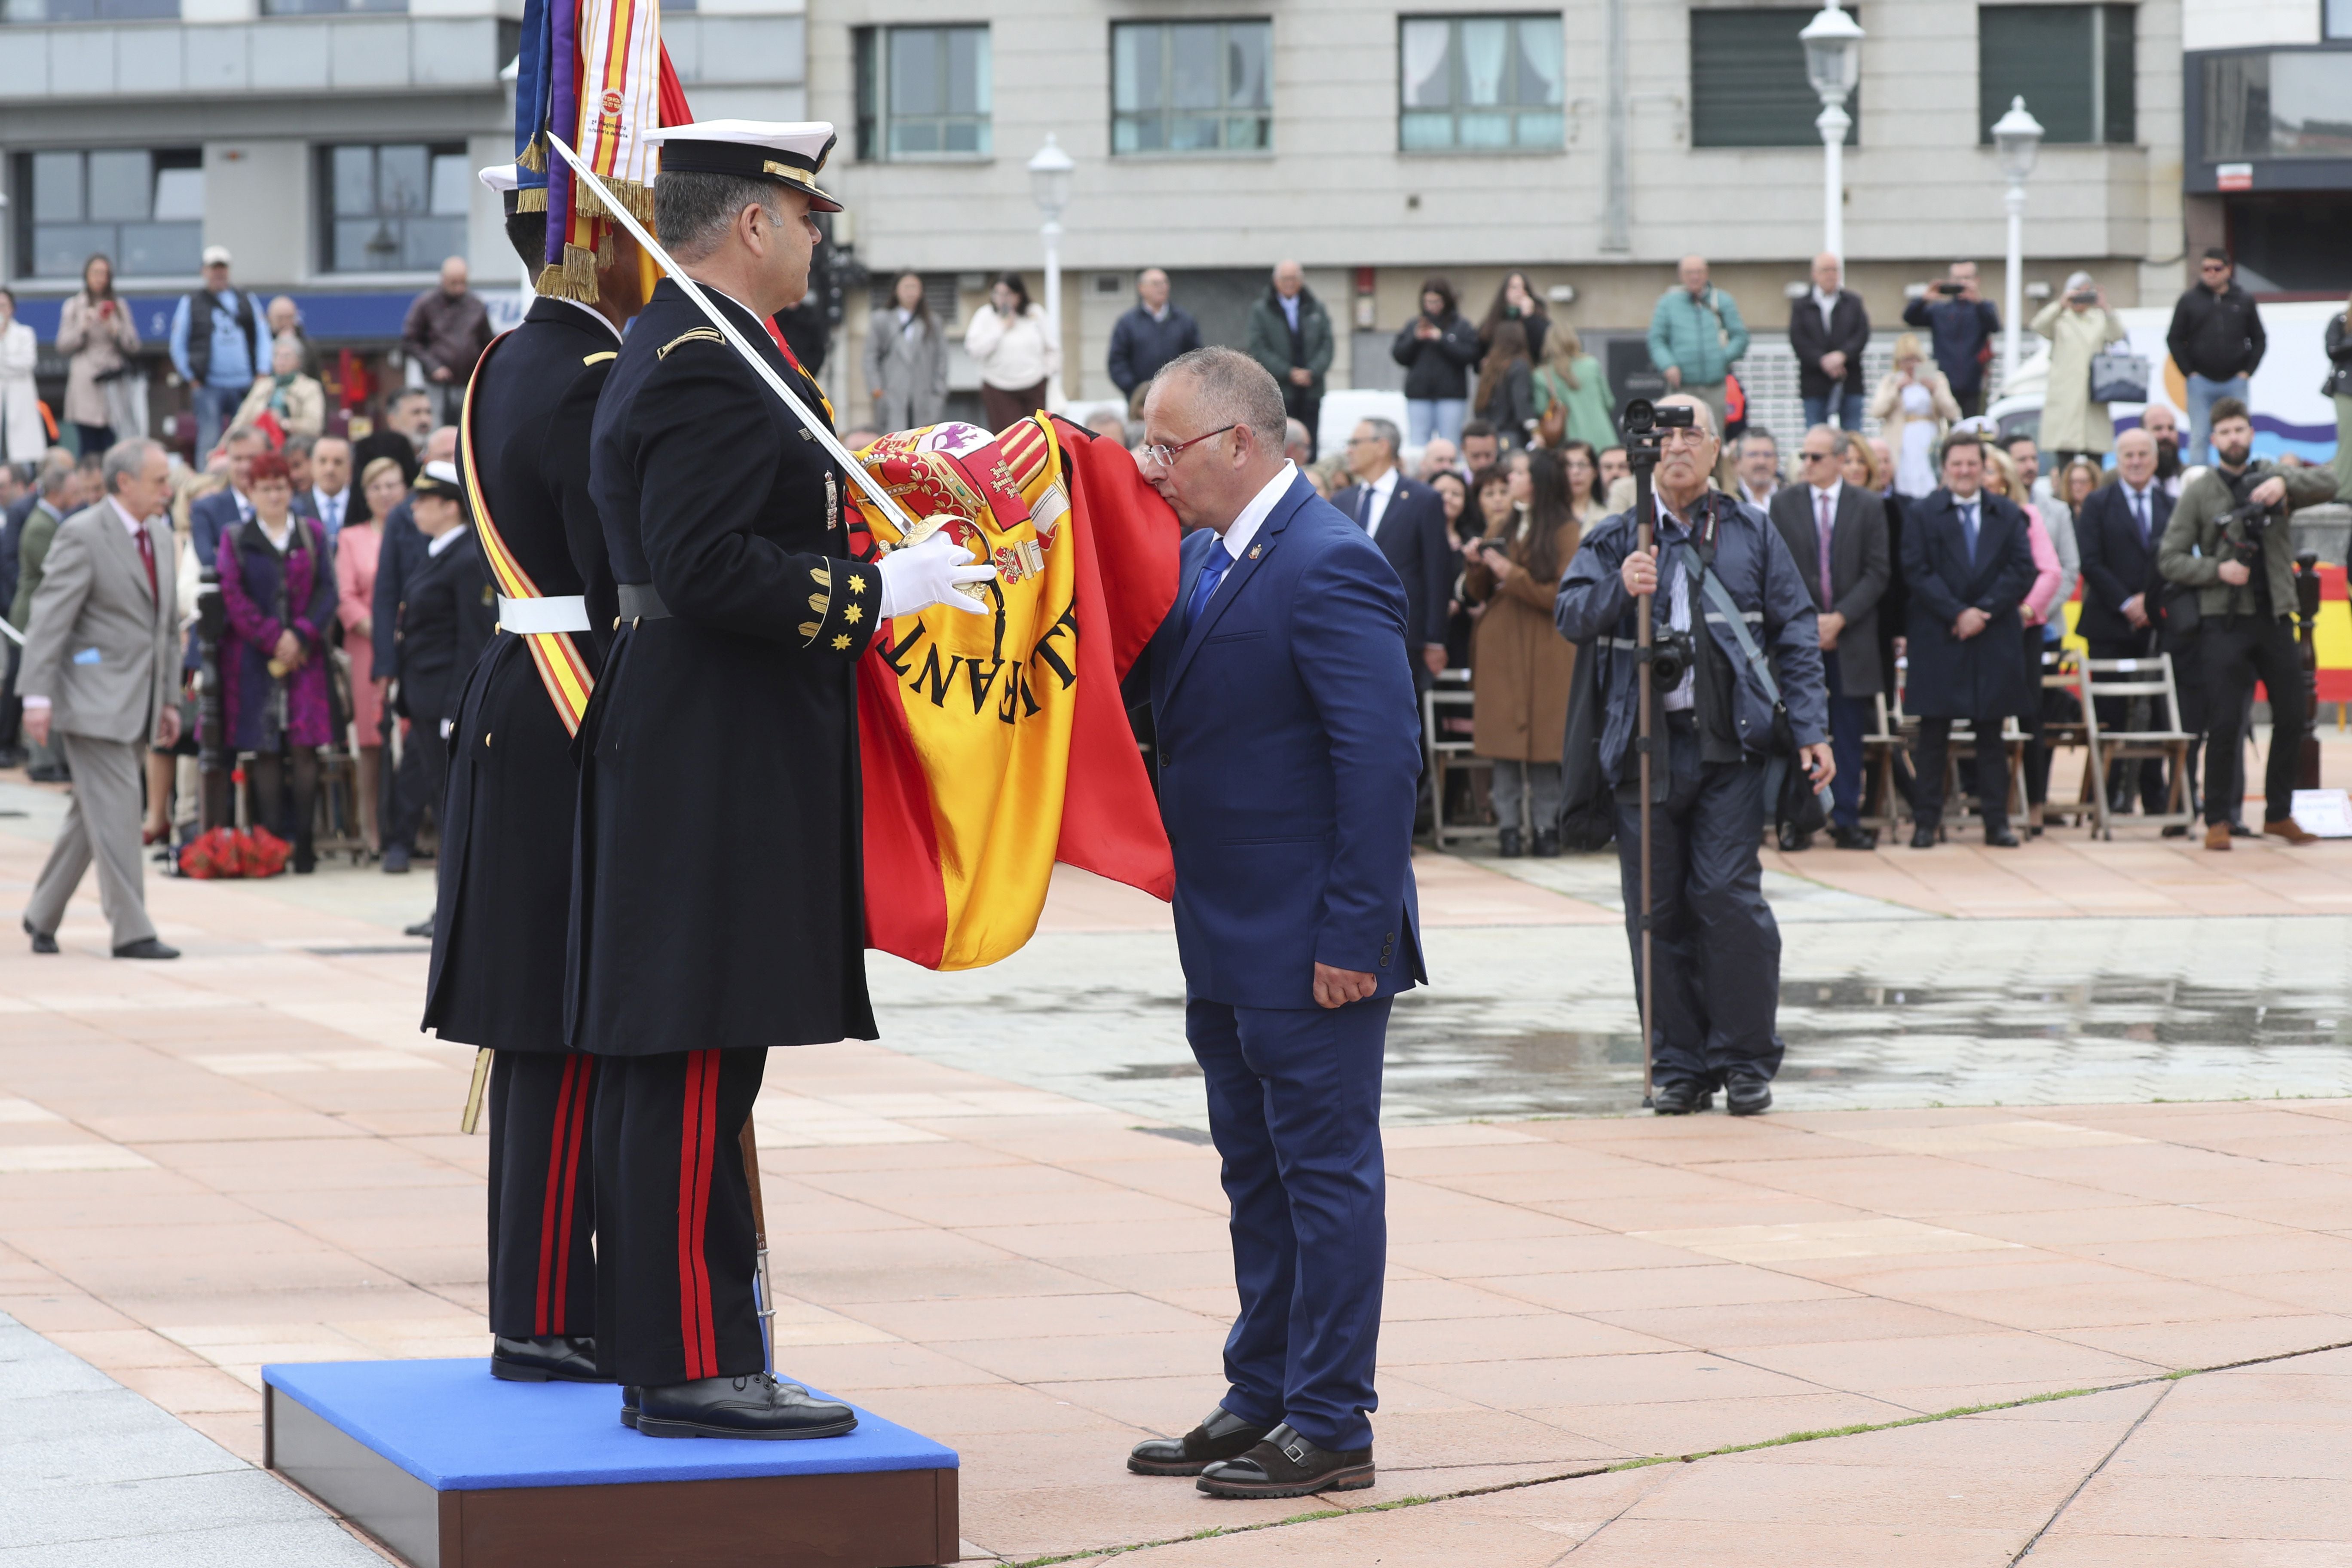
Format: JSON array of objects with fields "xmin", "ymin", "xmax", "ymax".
[{"xmin": 1669, "ymin": 539, "xmax": 1830, "ymax": 838}]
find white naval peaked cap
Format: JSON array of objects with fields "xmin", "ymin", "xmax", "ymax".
[
  {"xmin": 643, "ymin": 119, "xmax": 843, "ymax": 212},
  {"xmin": 478, "ymin": 164, "xmax": 521, "ymax": 194}
]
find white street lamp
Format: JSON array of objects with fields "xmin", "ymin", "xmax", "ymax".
[
  {"xmin": 1799, "ymin": 2, "xmax": 1863, "ymax": 262},
  {"xmin": 1026, "ymin": 133, "xmax": 1075, "ymax": 410},
  {"xmin": 1991, "ymin": 95, "xmax": 2044, "ymax": 384}
]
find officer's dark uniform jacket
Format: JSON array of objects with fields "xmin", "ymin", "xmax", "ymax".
[
  {"xmin": 1554, "ymin": 493, "xmax": 1827, "ymax": 795},
  {"xmin": 568, "ymin": 279, "xmax": 881, "ymax": 1057},
  {"xmin": 424, "ymin": 297, "xmax": 625, "ymax": 1051},
  {"xmin": 395, "ymin": 528, "xmax": 497, "ymax": 733}
]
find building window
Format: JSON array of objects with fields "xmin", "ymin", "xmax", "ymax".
[
  {"xmin": 1979, "ymin": 5, "xmax": 2135, "ymax": 146},
  {"xmin": 854, "ymin": 24, "xmax": 992, "ymax": 161},
  {"xmin": 0, "ymin": 0, "xmax": 176, "ymax": 20},
  {"xmin": 13, "ymin": 148, "xmax": 201, "ymax": 281},
  {"xmin": 2203, "ymin": 49, "xmax": 2352, "ymax": 161},
  {"xmin": 1398, "ymin": 14, "xmax": 1564, "ymax": 152},
  {"xmin": 2330, "ymin": 0, "xmax": 2352, "ymax": 40},
  {"xmin": 1111, "ymin": 20, "xmax": 1272, "ymax": 155},
  {"xmin": 319, "ymin": 143, "xmax": 469, "ymax": 274},
  {"xmin": 259, "ymin": 0, "xmax": 403, "ymax": 14},
  {"xmin": 1690, "ymin": 8, "xmax": 1859, "ymax": 148}
]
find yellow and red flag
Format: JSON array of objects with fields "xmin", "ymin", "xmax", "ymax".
[{"xmin": 853, "ymin": 417, "xmax": 1177, "ymax": 970}]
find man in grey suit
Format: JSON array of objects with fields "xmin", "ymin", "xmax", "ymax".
[
  {"xmin": 1768, "ymin": 426, "xmax": 1891, "ymax": 851},
  {"xmin": 18, "ymin": 439, "xmax": 182, "ymax": 959}
]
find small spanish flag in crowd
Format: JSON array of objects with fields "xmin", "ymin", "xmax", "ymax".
[{"xmin": 853, "ymin": 417, "xmax": 1178, "ymax": 971}]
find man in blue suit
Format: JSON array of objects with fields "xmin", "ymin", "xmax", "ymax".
[
  {"xmin": 1120, "ymin": 348, "xmax": 1423, "ymax": 1503},
  {"xmin": 186, "ymin": 426, "xmax": 263, "ymax": 569}
]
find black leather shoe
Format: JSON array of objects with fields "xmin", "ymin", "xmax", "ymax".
[
  {"xmin": 1830, "ymin": 824, "xmax": 1877, "ymax": 851},
  {"xmin": 622, "ymin": 1386, "xmax": 642, "ymax": 1428},
  {"xmin": 1651, "ymin": 1079, "xmax": 1712, "ymax": 1115},
  {"xmin": 112, "ymin": 937, "xmax": 178, "ymax": 960},
  {"xmin": 25, "ymin": 763, "xmax": 67, "ymax": 784},
  {"xmin": 1197, "ymin": 1424, "xmax": 1373, "ymax": 1499},
  {"xmin": 635, "ymin": 1372, "xmax": 857, "ymax": 1440},
  {"xmin": 1496, "ymin": 827, "xmax": 1522, "ymax": 858},
  {"xmin": 1532, "ymin": 828, "xmax": 1560, "ymax": 858},
  {"xmin": 23, "ymin": 918, "xmax": 56, "ymax": 956},
  {"xmin": 490, "ymin": 1334, "xmax": 606, "ymax": 1384},
  {"xmin": 1984, "ymin": 824, "xmax": 2021, "ymax": 848},
  {"xmin": 1128, "ymin": 1405, "xmax": 1270, "ymax": 1476},
  {"xmin": 382, "ymin": 844, "xmax": 411, "ymax": 873},
  {"xmin": 2161, "ymin": 823, "xmax": 2189, "ymax": 839},
  {"xmin": 1776, "ymin": 823, "xmax": 1812, "ymax": 852},
  {"xmin": 404, "ymin": 917, "xmax": 434, "ymax": 939},
  {"xmin": 1910, "ymin": 824, "xmax": 1938, "ymax": 849},
  {"xmin": 2230, "ymin": 821, "xmax": 2256, "ymax": 839},
  {"xmin": 1725, "ymin": 1077, "xmax": 1774, "ymax": 1116}
]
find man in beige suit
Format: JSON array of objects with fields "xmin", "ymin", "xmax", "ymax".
[{"xmin": 19, "ymin": 438, "xmax": 182, "ymax": 959}]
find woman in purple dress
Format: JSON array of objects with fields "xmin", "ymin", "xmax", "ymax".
[{"xmin": 217, "ymin": 449, "xmax": 338, "ymax": 872}]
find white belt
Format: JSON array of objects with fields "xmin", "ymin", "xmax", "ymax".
[{"xmin": 497, "ymin": 595, "xmax": 590, "ymax": 635}]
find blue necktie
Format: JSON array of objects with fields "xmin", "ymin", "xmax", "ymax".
[
  {"xmin": 1184, "ymin": 540, "xmax": 1235, "ymax": 637},
  {"xmin": 2131, "ymin": 489, "xmax": 2149, "ymax": 549},
  {"xmin": 1961, "ymin": 501, "xmax": 1979, "ymax": 559}
]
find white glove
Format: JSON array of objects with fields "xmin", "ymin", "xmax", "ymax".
[{"xmin": 875, "ymin": 530, "xmax": 997, "ymax": 619}]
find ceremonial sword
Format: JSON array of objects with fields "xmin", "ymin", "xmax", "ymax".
[{"xmin": 545, "ymin": 133, "xmax": 922, "ymax": 540}]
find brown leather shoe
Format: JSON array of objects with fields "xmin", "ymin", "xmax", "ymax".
[
  {"xmin": 1129, "ymin": 1406, "xmax": 1270, "ymax": 1476},
  {"xmin": 2265, "ymin": 817, "xmax": 2319, "ymax": 846},
  {"xmin": 2204, "ymin": 822, "xmax": 2233, "ymax": 852}
]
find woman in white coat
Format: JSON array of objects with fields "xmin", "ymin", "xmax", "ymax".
[
  {"xmin": 963, "ymin": 272, "xmax": 1059, "ymax": 431},
  {"xmin": 0, "ymin": 289, "xmax": 46, "ymax": 464}
]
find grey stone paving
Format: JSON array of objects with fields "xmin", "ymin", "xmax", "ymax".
[
  {"xmin": 868, "ymin": 908, "xmax": 2352, "ymax": 1125},
  {"xmin": 0, "ymin": 1315, "xmax": 382, "ymax": 1567}
]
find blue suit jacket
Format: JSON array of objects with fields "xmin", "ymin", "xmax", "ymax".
[
  {"xmin": 1142, "ymin": 471, "xmax": 1426, "ymax": 1010},
  {"xmin": 187, "ymin": 488, "xmax": 249, "ymax": 570}
]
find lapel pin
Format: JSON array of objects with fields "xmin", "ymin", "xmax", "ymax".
[{"xmin": 1249, "ymin": 545, "xmax": 1262, "ymax": 559}]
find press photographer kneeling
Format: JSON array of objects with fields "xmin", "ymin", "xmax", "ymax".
[
  {"xmin": 2155, "ymin": 398, "xmax": 2340, "ymax": 851},
  {"xmin": 1555, "ymin": 393, "xmax": 1832, "ymax": 1116}
]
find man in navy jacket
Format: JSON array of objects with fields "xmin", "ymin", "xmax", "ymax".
[
  {"xmin": 1107, "ymin": 268, "xmax": 1202, "ymax": 401},
  {"xmin": 1121, "ymin": 348, "xmax": 1421, "ymax": 1504},
  {"xmin": 1556, "ymin": 394, "xmax": 1830, "ymax": 1117}
]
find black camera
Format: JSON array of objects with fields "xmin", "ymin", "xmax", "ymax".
[
  {"xmin": 1649, "ymin": 628, "xmax": 1698, "ymax": 689},
  {"xmin": 2219, "ymin": 497, "xmax": 2277, "ymax": 566},
  {"xmin": 1934, "ymin": 280, "xmax": 1967, "ymax": 297},
  {"xmin": 1622, "ymin": 398, "xmax": 1695, "ymax": 438}
]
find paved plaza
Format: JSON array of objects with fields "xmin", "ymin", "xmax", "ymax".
[{"xmin": 6, "ymin": 769, "xmax": 2352, "ymax": 1563}]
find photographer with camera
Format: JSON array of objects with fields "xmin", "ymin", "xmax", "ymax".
[
  {"xmin": 1901, "ymin": 263, "xmax": 2001, "ymax": 419},
  {"xmin": 2156, "ymin": 398, "xmax": 2339, "ymax": 850},
  {"xmin": 1555, "ymin": 394, "xmax": 1830, "ymax": 1117}
]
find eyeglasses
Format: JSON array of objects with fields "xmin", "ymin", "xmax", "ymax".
[
  {"xmin": 1657, "ymin": 429, "xmax": 1712, "ymax": 449},
  {"xmin": 1137, "ymin": 425, "xmax": 1237, "ymax": 471},
  {"xmin": 2199, "ymin": 262, "xmax": 2230, "ymax": 272},
  {"xmin": 1801, "ymin": 449, "xmax": 1839, "ymax": 463}
]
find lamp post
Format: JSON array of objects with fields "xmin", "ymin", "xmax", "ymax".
[
  {"xmin": 1991, "ymin": 95, "xmax": 2044, "ymax": 386},
  {"xmin": 1799, "ymin": 2, "xmax": 1862, "ymax": 262},
  {"xmin": 1026, "ymin": 134, "xmax": 1074, "ymax": 410}
]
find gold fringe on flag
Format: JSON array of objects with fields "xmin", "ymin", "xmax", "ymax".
[
  {"xmin": 571, "ymin": 175, "xmax": 655, "ymax": 225},
  {"xmin": 516, "ymin": 136, "xmax": 547, "ymax": 173},
  {"xmin": 515, "ymin": 187, "xmax": 548, "ymax": 213},
  {"xmin": 533, "ymin": 242, "xmax": 600, "ymax": 303}
]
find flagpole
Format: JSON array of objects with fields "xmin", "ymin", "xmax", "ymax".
[{"xmin": 545, "ymin": 132, "xmax": 920, "ymax": 539}]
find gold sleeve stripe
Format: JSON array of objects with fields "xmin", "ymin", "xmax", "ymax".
[
  {"xmin": 658, "ymin": 328, "xmax": 725, "ymax": 359},
  {"xmin": 799, "ymin": 621, "xmax": 821, "ymax": 638},
  {"xmin": 582, "ymin": 351, "xmax": 617, "ymax": 366},
  {"xmin": 807, "ymin": 593, "xmax": 829, "ymax": 614},
  {"xmin": 811, "ymin": 566, "xmax": 832, "ymax": 588}
]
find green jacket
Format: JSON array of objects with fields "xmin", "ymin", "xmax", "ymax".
[
  {"xmin": 1243, "ymin": 285, "xmax": 1334, "ymax": 398},
  {"xmin": 2155, "ymin": 459, "xmax": 2341, "ymax": 619},
  {"xmin": 1646, "ymin": 285, "xmax": 1749, "ymax": 389},
  {"xmin": 1532, "ymin": 356, "xmax": 1618, "ymax": 451},
  {"xmin": 9, "ymin": 502, "xmax": 61, "ymax": 633}
]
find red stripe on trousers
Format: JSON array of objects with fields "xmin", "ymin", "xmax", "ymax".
[
  {"xmin": 549, "ymin": 1055, "xmax": 594, "ymax": 1335},
  {"xmin": 533, "ymin": 1055, "xmax": 581, "ymax": 1337},
  {"xmin": 676, "ymin": 1050, "xmax": 719, "ymax": 1380},
  {"xmin": 689, "ymin": 1050, "xmax": 720, "ymax": 1375}
]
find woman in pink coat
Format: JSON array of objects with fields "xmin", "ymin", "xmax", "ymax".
[
  {"xmin": 1988, "ymin": 446, "xmax": 2062, "ymax": 834},
  {"xmin": 334, "ymin": 456, "xmax": 404, "ymax": 854}
]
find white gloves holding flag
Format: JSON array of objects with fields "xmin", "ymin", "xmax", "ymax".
[{"xmin": 875, "ymin": 530, "xmax": 998, "ymax": 619}]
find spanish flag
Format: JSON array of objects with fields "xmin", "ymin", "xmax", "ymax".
[{"xmin": 854, "ymin": 416, "xmax": 1177, "ymax": 970}]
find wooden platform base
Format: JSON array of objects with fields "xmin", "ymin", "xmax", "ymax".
[{"xmin": 263, "ymin": 1360, "xmax": 958, "ymax": 1568}]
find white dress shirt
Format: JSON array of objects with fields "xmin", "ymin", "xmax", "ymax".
[
  {"xmin": 554, "ymin": 295, "xmax": 625, "ymax": 344},
  {"xmin": 1658, "ymin": 502, "xmax": 1698, "ymax": 711},
  {"xmin": 1356, "ymin": 465, "xmax": 1400, "ymax": 539},
  {"xmin": 1812, "ymin": 286, "xmax": 1840, "ymax": 334},
  {"xmin": 1212, "ymin": 461, "xmax": 1298, "ymax": 577},
  {"xmin": 310, "ymin": 487, "xmax": 350, "ymax": 539},
  {"xmin": 426, "ymin": 522, "xmax": 470, "ymax": 559}
]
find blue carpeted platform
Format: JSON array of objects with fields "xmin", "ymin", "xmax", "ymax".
[{"xmin": 263, "ymin": 1360, "xmax": 958, "ymax": 1491}]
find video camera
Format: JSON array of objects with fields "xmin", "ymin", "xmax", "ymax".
[{"xmin": 1622, "ymin": 398, "xmax": 1694, "ymax": 474}]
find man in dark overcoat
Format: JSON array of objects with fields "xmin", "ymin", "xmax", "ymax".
[
  {"xmin": 1768, "ymin": 425, "xmax": 1890, "ymax": 849},
  {"xmin": 422, "ymin": 167, "xmax": 646, "ymax": 1386},
  {"xmin": 571, "ymin": 120, "xmax": 993, "ymax": 1441},
  {"xmin": 1900, "ymin": 430, "xmax": 2037, "ymax": 848}
]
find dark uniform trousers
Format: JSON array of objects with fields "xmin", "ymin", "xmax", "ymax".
[
  {"xmin": 486, "ymin": 1050, "xmax": 598, "ymax": 1340},
  {"xmin": 1614, "ymin": 714, "xmax": 1785, "ymax": 1090},
  {"xmin": 1186, "ymin": 995, "xmax": 1386, "ymax": 1454},
  {"xmin": 1911, "ymin": 714, "xmax": 2012, "ymax": 829},
  {"xmin": 592, "ymin": 1047, "xmax": 769, "ymax": 1388}
]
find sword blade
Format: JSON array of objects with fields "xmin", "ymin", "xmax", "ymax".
[{"xmin": 544, "ymin": 132, "xmax": 918, "ymax": 538}]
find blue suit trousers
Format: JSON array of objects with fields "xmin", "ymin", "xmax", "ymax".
[{"xmin": 1186, "ymin": 995, "xmax": 1388, "ymax": 1452}]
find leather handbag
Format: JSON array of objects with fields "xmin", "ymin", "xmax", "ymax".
[{"xmin": 2089, "ymin": 351, "xmax": 2150, "ymax": 404}]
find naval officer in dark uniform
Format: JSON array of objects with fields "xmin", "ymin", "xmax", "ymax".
[
  {"xmin": 572, "ymin": 120, "xmax": 993, "ymax": 1439},
  {"xmin": 423, "ymin": 165, "xmax": 647, "ymax": 1386}
]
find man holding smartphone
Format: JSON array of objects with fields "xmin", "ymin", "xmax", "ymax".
[{"xmin": 1902, "ymin": 262, "xmax": 2003, "ymax": 418}]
